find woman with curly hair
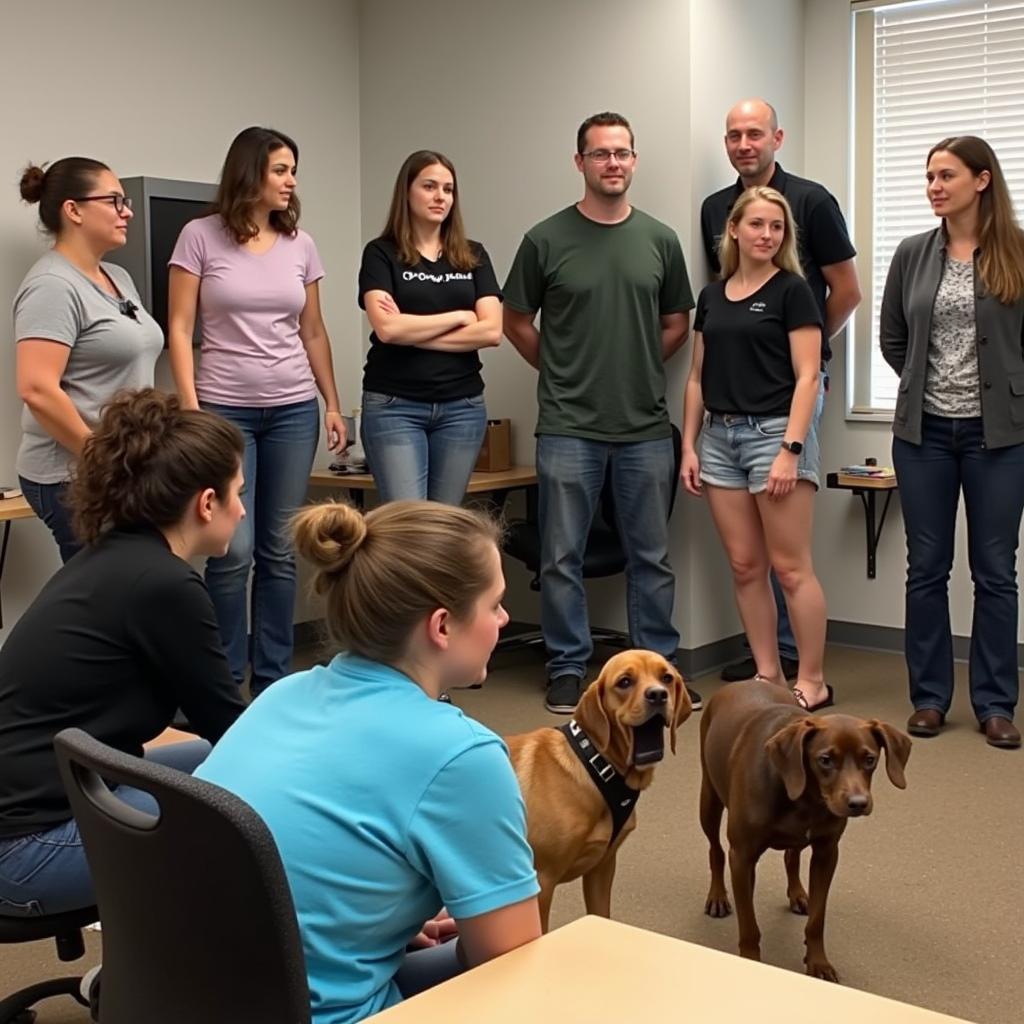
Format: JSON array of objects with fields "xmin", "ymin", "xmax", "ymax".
[{"xmin": 0, "ymin": 389, "xmax": 247, "ymax": 917}]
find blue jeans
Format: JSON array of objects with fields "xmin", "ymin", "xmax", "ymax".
[
  {"xmin": 0, "ymin": 741, "xmax": 210, "ymax": 917},
  {"xmin": 537, "ymin": 434, "xmax": 679, "ymax": 679},
  {"xmin": 892, "ymin": 413, "xmax": 1024, "ymax": 724},
  {"xmin": 741, "ymin": 373, "xmax": 827, "ymax": 662},
  {"xmin": 201, "ymin": 399, "xmax": 320, "ymax": 696},
  {"xmin": 19, "ymin": 477, "xmax": 81, "ymax": 564},
  {"xmin": 360, "ymin": 391, "xmax": 488, "ymax": 505}
]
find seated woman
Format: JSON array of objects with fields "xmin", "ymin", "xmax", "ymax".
[
  {"xmin": 0, "ymin": 389, "xmax": 248, "ymax": 917},
  {"xmin": 197, "ymin": 499, "xmax": 541, "ymax": 1023}
]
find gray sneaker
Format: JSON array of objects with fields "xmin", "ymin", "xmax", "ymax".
[{"xmin": 545, "ymin": 674, "xmax": 582, "ymax": 714}]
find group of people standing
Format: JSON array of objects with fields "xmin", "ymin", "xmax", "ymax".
[
  {"xmin": 8, "ymin": 101, "xmax": 1024, "ymax": 748},
  {"xmin": 2, "ymin": 95, "xmax": 1024, "ymax": 1024}
]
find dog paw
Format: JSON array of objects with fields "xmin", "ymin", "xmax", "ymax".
[
  {"xmin": 806, "ymin": 959, "xmax": 839, "ymax": 983},
  {"xmin": 704, "ymin": 894, "xmax": 732, "ymax": 918},
  {"xmin": 787, "ymin": 891, "xmax": 809, "ymax": 915}
]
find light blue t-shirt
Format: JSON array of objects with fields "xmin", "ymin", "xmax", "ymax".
[{"xmin": 196, "ymin": 654, "xmax": 539, "ymax": 1024}]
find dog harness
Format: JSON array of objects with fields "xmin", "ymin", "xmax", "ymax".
[{"xmin": 557, "ymin": 718, "xmax": 641, "ymax": 846}]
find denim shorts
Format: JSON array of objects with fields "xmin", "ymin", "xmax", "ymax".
[{"xmin": 698, "ymin": 412, "xmax": 821, "ymax": 493}]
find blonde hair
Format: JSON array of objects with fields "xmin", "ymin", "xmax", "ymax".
[
  {"xmin": 717, "ymin": 186, "xmax": 803, "ymax": 280},
  {"xmin": 928, "ymin": 135, "xmax": 1024, "ymax": 305},
  {"xmin": 293, "ymin": 500, "xmax": 502, "ymax": 662}
]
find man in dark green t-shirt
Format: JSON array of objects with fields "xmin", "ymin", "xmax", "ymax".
[{"xmin": 503, "ymin": 111, "xmax": 698, "ymax": 714}]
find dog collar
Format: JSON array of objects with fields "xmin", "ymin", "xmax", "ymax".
[{"xmin": 557, "ymin": 719, "xmax": 640, "ymax": 846}]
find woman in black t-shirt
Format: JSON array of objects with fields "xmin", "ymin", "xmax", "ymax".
[
  {"xmin": 0, "ymin": 389, "xmax": 247, "ymax": 917},
  {"xmin": 681, "ymin": 187, "xmax": 832, "ymax": 711},
  {"xmin": 357, "ymin": 150, "xmax": 502, "ymax": 504}
]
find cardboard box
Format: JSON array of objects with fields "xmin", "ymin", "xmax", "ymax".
[{"xmin": 475, "ymin": 419, "xmax": 511, "ymax": 472}]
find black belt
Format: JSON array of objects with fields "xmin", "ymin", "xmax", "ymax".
[{"xmin": 557, "ymin": 719, "xmax": 640, "ymax": 846}]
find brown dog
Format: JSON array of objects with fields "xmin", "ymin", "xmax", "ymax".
[
  {"xmin": 699, "ymin": 680, "xmax": 911, "ymax": 982},
  {"xmin": 507, "ymin": 650, "xmax": 692, "ymax": 931}
]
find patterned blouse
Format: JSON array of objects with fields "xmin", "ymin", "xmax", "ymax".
[{"xmin": 923, "ymin": 255, "xmax": 981, "ymax": 418}]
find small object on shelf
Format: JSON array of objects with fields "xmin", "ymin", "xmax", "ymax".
[
  {"xmin": 328, "ymin": 409, "xmax": 368, "ymax": 474},
  {"xmin": 475, "ymin": 418, "xmax": 512, "ymax": 472},
  {"xmin": 0, "ymin": 485, "xmax": 22, "ymax": 500},
  {"xmin": 835, "ymin": 469, "xmax": 896, "ymax": 489}
]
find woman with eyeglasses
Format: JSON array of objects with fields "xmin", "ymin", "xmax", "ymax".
[
  {"xmin": 358, "ymin": 150, "xmax": 503, "ymax": 504},
  {"xmin": 167, "ymin": 126, "xmax": 345, "ymax": 698},
  {"xmin": 14, "ymin": 158, "xmax": 163, "ymax": 562}
]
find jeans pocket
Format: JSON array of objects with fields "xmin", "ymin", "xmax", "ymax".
[
  {"xmin": 461, "ymin": 394, "xmax": 486, "ymax": 408},
  {"xmin": 753, "ymin": 416, "xmax": 787, "ymax": 439},
  {"xmin": 0, "ymin": 835, "xmax": 54, "ymax": 887},
  {"xmin": 362, "ymin": 390, "xmax": 398, "ymax": 408}
]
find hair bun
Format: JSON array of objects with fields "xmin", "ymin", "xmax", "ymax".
[
  {"xmin": 19, "ymin": 164, "xmax": 46, "ymax": 204},
  {"xmin": 293, "ymin": 501, "xmax": 367, "ymax": 583}
]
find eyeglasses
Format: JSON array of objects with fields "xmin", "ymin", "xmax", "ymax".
[
  {"xmin": 581, "ymin": 149, "xmax": 636, "ymax": 163},
  {"xmin": 72, "ymin": 193, "xmax": 133, "ymax": 215}
]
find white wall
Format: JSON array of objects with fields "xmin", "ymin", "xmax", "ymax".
[
  {"xmin": 358, "ymin": 0, "xmax": 806, "ymax": 652},
  {"xmin": 0, "ymin": 0, "xmax": 362, "ymax": 641}
]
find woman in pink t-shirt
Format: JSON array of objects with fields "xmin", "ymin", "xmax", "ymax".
[{"xmin": 167, "ymin": 126, "xmax": 345, "ymax": 697}]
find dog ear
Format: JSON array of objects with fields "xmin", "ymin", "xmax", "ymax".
[
  {"xmin": 668, "ymin": 665, "xmax": 692, "ymax": 755},
  {"xmin": 867, "ymin": 720, "xmax": 912, "ymax": 789},
  {"xmin": 765, "ymin": 719, "xmax": 817, "ymax": 800},
  {"xmin": 575, "ymin": 678, "xmax": 612, "ymax": 751}
]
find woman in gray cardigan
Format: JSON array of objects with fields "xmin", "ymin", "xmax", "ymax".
[{"xmin": 880, "ymin": 135, "xmax": 1024, "ymax": 750}]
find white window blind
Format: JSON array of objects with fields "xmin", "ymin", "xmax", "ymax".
[{"xmin": 866, "ymin": 0, "xmax": 1024, "ymax": 409}]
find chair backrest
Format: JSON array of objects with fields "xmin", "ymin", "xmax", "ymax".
[{"xmin": 53, "ymin": 729, "xmax": 309, "ymax": 1024}]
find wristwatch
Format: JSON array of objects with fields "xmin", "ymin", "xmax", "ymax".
[{"xmin": 780, "ymin": 440, "xmax": 803, "ymax": 455}]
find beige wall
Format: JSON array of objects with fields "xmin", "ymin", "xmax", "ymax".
[{"xmin": 0, "ymin": 0, "xmax": 362, "ymax": 639}]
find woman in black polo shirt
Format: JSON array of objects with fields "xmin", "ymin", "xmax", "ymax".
[
  {"xmin": 0, "ymin": 389, "xmax": 247, "ymax": 916},
  {"xmin": 357, "ymin": 150, "xmax": 502, "ymax": 504},
  {"xmin": 681, "ymin": 186, "xmax": 831, "ymax": 711}
]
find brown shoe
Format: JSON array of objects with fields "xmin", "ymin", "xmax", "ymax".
[
  {"xmin": 907, "ymin": 709, "xmax": 944, "ymax": 737},
  {"xmin": 983, "ymin": 717, "xmax": 1021, "ymax": 749}
]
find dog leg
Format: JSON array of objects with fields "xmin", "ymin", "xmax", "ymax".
[
  {"xmin": 784, "ymin": 848, "xmax": 809, "ymax": 915},
  {"xmin": 582, "ymin": 850, "xmax": 618, "ymax": 919},
  {"xmin": 536, "ymin": 877, "xmax": 557, "ymax": 934},
  {"xmin": 728, "ymin": 845, "xmax": 762, "ymax": 961},
  {"xmin": 804, "ymin": 840, "xmax": 840, "ymax": 982},
  {"xmin": 700, "ymin": 776, "xmax": 731, "ymax": 917}
]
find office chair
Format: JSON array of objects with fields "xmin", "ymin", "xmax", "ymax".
[
  {"xmin": 0, "ymin": 905, "xmax": 96, "ymax": 1023},
  {"xmin": 53, "ymin": 729, "xmax": 309, "ymax": 1024},
  {"xmin": 497, "ymin": 425, "xmax": 683, "ymax": 654}
]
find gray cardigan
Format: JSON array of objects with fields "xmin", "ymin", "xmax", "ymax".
[{"xmin": 880, "ymin": 226, "xmax": 1024, "ymax": 449}]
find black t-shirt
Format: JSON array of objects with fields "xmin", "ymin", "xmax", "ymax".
[
  {"xmin": 0, "ymin": 527, "xmax": 246, "ymax": 838},
  {"xmin": 699, "ymin": 164, "xmax": 856, "ymax": 362},
  {"xmin": 695, "ymin": 270, "xmax": 823, "ymax": 416},
  {"xmin": 358, "ymin": 238, "xmax": 502, "ymax": 402}
]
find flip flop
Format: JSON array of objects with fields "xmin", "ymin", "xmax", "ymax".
[{"xmin": 793, "ymin": 684, "xmax": 834, "ymax": 713}]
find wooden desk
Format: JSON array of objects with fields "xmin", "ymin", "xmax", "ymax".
[
  {"xmin": 369, "ymin": 916, "xmax": 973, "ymax": 1023},
  {"xmin": 825, "ymin": 472, "xmax": 898, "ymax": 580},
  {"xmin": 0, "ymin": 496, "xmax": 36, "ymax": 629},
  {"xmin": 309, "ymin": 465, "xmax": 537, "ymax": 495}
]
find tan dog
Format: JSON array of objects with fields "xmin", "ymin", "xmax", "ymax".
[
  {"xmin": 699, "ymin": 680, "xmax": 911, "ymax": 982},
  {"xmin": 507, "ymin": 650, "xmax": 692, "ymax": 931}
]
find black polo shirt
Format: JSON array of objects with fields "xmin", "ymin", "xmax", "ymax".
[{"xmin": 699, "ymin": 163, "xmax": 855, "ymax": 362}]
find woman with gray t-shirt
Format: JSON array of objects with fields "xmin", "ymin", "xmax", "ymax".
[{"xmin": 14, "ymin": 157, "xmax": 163, "ymax": 562}]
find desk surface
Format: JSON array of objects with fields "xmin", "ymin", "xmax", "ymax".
[
  {"xmin": 0, "ymin": 496, "xmax": 35, "ymax": 523},
  {"xmin": 309, "ymin": 465, "xmax": 537, "ymax": 494},
  {"xmin": 369, "ymin": 916, "xmax": 973, "ymax": 1024}
]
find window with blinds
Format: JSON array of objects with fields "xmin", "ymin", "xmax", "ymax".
[{"xmin": 853, "ymin": 0, "xmax": 1024, "ymax": 412}]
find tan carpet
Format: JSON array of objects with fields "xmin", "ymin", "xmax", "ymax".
[{"xmin": 3, "ymin": 645, "xmax": 1019, "ymax": 1023}]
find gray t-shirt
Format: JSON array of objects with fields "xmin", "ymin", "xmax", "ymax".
[{"xmin": 14, "ymin": 251, "xmax": 164, "ymax": 483}]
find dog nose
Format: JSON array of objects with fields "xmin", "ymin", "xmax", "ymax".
[
  {"xmin": 847, "ymin": 794, "xmax": 869, "ymax": 813},
  {"xmin": 644, "ymin": 686, "xmax": 668, "ymax": 705}
]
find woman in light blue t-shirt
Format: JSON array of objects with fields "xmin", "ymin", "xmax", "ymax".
[{"xmin": 197, "ymin": 499, "xmax": 541, "ymax": 1024}]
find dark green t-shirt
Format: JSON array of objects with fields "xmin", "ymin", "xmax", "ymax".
[{"xmin": 503, "ymin": 205, "xmax": 694, "ymax": 442}]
